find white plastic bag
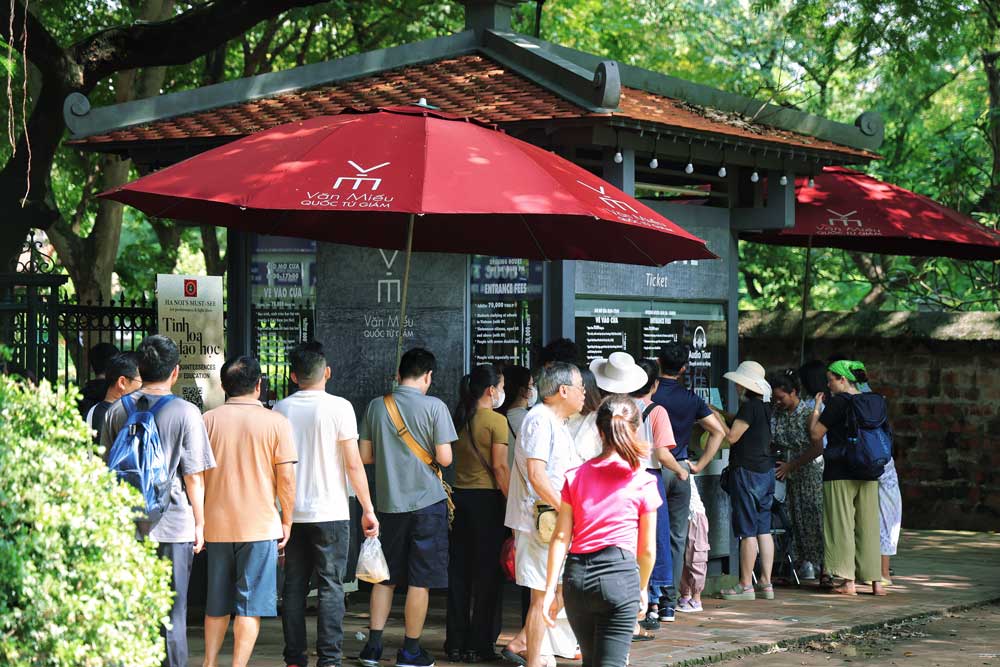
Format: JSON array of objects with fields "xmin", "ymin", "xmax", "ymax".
[{"xmin": 356, "ymin": 536, "xmax": 390, "ymax": 584}]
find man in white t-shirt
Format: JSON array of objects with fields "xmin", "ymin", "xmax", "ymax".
[
  {"xmin": 274, "ymin": 342, "xmax": 379, "ymax": 667},
  {"xmin": 503, "ymin": 362, "xmax": 585, "ymax": 667}
]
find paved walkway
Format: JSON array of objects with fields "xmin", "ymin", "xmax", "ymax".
[
  {"xmin": 713, "ymin": 603, "xmax": 1000, "ymax": 666},
  {"xmin": 186, "ymin": 530, "xmax": 1000, "ymax": 666}
]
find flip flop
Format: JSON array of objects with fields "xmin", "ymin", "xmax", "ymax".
[{"xmin": 500, "ymin": 648, "xmax": 527, "ymax": 666}]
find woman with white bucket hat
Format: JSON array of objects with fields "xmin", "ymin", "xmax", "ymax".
[
  {"xmin": 591, "ymin": 352, "xmax": 686, "ymax": 633},
  {"xmin": 718, "ymin": 361, "xmax": 777, "ymax": 601}
]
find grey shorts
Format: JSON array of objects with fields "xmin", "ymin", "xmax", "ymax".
[{"xmin": 205, "ymin": 540, "xmax": 278, "ymax": 617}]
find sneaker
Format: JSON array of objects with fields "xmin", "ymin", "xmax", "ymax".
[
  {"xmin": 359, "ymin": 644, "xmax": 383, "ymax": 667},
  {"xmin": 677, "ymin": 599, "xmax": 702, "ymax": 613},
  {"xmin": 659, "ymin": 606, "xmax": 676, "ymax": 622},
  {"xmin": 639, "ymin": 615, "xmax": 660, "ymax": 631},
  {"xmin": 798, "ymin": 561, "xmax": 817, "ymax": 580},
  {"xmin": 397, "ymin": 648, "xmax": 436, "ymax": 667}
]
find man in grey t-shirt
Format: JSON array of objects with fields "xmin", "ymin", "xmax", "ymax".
[
  {"xmin": 100, "ymin": 335, "xmax": 216, "ymax": 667},
  {"xmin": 359, "ymin": 348, "xmax": 456, "ymax": 667}
]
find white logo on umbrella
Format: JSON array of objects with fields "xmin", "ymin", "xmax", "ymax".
[
  {"xmin": 826, "ymin": 209, "xmax": 863, "ymax": 227},
  {"xmin": 577, "ymin": 180, "xmax": 640, "ymax": 214},
  {"xmin": 334, "ymin": 161, "xmax": 391, "ymax": 191}
]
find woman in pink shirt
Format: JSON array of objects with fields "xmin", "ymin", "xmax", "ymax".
[{"xmin": 541, "ymin": 395, "xmax": 661, "ymax": 667}]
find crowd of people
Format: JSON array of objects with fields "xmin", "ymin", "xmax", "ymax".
[{"xmin": 71, "ymin": 334, "xmax": 901, "ymax": 667}]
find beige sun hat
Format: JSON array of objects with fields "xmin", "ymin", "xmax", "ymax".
[
  {"xmin": 590, "ymin": 351, "xmax": 649, "ymax": 394},
  {"xmin": 723, "ymin": 360, "xmax": 772, "ymax": 401}
]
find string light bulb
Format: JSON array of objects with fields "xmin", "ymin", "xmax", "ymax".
[
  {"xmin": 779, "ymin": 175, "xmax": 789, "ymax": 186},
  {"xmin": 613, "ymin": 150, "xmax": 623, "ymax": 164},
  {"xmin": 750, "ymin": 170, "xmax": 760, "ymax": 183},
  {"xmin": 649, "ymin": 157, "xmax": 659, "ymax": 169},
  {"xmin": 718, "ymin": 164, "xmax": 727, "ymax": 178},
  {"xmin": 808, "ymin": 176, "xmax": 816, "ymax": 188},
  {"xmin": 685, "ymin": 162, "xmax": 694, "ymax": 174}
]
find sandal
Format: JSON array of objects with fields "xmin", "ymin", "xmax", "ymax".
[
  {"xmin": 500, "ymin": 648, "xmax": 527, "ymax": 666},
  {"xmin": 756, "ymin": 583, "xmax": 775, "ymax": 600},
  {"xmin": 720, "ymin": 584, "xmax": 755, "ymax": 600},
  {"xmin": 632, "ymin": 630, "xmax": 655, "ymax": 642},
  {"xmin": 819, "ymin": 573, "xmax": 834, "ymax": 588}
]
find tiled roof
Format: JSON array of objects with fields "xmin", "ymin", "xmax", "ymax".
[{"xmin": 71, "ymin": 54, "xmax": 875, "ymax": 159}]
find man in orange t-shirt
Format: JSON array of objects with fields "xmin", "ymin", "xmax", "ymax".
[{"xmin": 202, "ymin": 356, "xmax": 297, "ymax": 667}]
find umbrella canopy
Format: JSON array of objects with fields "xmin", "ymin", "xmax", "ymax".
[
  {"xmin": 746, "ymin": 166, "xmax": 1000, "ymax": 260},
  {"xmin": 101, "ymin": 106, "xmax": 715, "ymax": 266}
]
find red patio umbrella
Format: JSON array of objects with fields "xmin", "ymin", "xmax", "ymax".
[
  {"xmin": 747, "ymin": 166, "xmax": 1000, "ymax": 260},
  {"xmin": 743, "ymin": 167, "xmax": 1000, "ymax": 361},
  {"xmin": 102, "ymin": 106, "xmax": 715, "ymax": 365}
]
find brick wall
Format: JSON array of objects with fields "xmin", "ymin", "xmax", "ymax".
[{"xmin": 739, "ymin": 311, "xmax": 1000, "ymax": 532}]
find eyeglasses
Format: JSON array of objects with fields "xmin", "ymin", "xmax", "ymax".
[{"xmin": 563, "ymin": 383, "xmax": 586, "ymax": 394}]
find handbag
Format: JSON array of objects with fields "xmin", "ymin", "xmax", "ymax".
[
  {"xmin": 383, "ymin": 394, "xmax": 455, "ymax": 528},
  {"xmin": 534, "ymin": 503, "xmax": 558, "ymax": 544},
  {"xmin": 719, "ymin": 465, "xmax": 732, "ymax": 495}
]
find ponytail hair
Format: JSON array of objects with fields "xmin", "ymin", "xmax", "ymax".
[
  {"xmin": 594, "ymin": 394, "xmax": 650, "ymax": 470},
  {"xmin": 454, "ymin": 364, "xmax": 502, "ymax": 432}
]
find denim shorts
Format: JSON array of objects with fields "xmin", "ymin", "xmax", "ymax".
[
  {"xmin": 730, "ymin": 467, "xmax": 775, "ymax": 539},
  {"xmin": 205, "ymin": 540, "xmax": 278, "ymax": 617}
]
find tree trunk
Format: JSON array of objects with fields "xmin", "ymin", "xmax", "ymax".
[
  {"xmin": 980, "ymin": 49, "xmax": 1000, "ymax": 213},
  {"xmin": 201, "ymin": 225, "xmax": 226, "ymax": 276}
]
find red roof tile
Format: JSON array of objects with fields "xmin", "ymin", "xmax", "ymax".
[{"xmin": 72, "ymin": 54, "xmax": 874, "ymax": 159}]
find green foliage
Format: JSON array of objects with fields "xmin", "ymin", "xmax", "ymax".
[
  {"xmin": 0, "ymin": 376, "xmax": 173, "ymax": 667},
  {"xmin": 538, "ymin": 0, "xmax": 998, "ymax": 312}
]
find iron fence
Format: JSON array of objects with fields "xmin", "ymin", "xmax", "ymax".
[{"xmin": 2, "ymin": 273, "xmax": 314, "ymax": 404}]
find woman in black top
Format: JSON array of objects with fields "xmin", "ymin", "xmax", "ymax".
[{"xmin": 718, "ymin": 361, "xmax": 776, "ymax": 601}]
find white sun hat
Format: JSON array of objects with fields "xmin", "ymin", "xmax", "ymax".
[
  {"xmin": 590, "ymin": 351, "xmax": 649, "ymax": 394},
  {"xmin": 723, "ymin": 360, "xmax": 772, "ymax": 402}
]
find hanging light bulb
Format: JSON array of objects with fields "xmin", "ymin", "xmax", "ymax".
[
  {"xmin": 613, "ymin": 150, "xmax": 623, "ymax": 164},
  {"xmin": 779, "ymin": 175, "xmax": 789, "ymax": 186},
  {"xmin": 718, "ymin": 165, "xmax": 727, "ymax": 178},
  {"xmin": 649, "ymin": 157, "xmax": 659, "ymax": 169},
  {"xmin": 808, "ymin": 176, "xmax": 816, "ymax": 188},
  {"xmin": 685, "ymin": 162, "xmax": 694, "ymax": 174},
  {"xmin": 750, "ymin": 170, "xmax": 760, "ymax": 183}
]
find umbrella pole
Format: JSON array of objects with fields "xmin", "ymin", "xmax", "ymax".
[
  {"xmin": 799, "ymin": 235, "xmax": 813, "ymax": 366},
  {"xmin": 395, "ymin": 214, "xmax": 416, "ymax": 376}
]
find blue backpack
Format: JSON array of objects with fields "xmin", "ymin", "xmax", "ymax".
[
  {"xmin": 843, "ymin": 393, "xmax": 892, "ymax": 480},
  {"xmin": 107, "ymin": 393, "xmax": 176, "ymax": 515}
]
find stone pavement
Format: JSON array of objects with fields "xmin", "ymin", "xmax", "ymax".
[
  {"xmin": 713, "ymin": 603, "xmax": 1000, "ymax": 666},
  {"xmin": 186, "ymin": 530, "xmax": 1000, "ymax": 666}
]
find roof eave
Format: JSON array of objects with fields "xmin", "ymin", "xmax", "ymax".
[
  {"xmin": 64, "ymin": 30, "xmax": 481, "ymax": 140},
  {"xmin": 506, "ymin": 32, "xmax": 885, "ymax": 154}
]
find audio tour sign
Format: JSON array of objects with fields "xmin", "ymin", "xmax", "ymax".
[{"xmin": 157, "ymin": 274, "xmax": 225, "ymax": 411}]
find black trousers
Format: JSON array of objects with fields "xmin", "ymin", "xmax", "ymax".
[
  {"xmin": 157, "ymin": 541, "xmax": 194, "ymax": 667},
  {"xmin": 661, "ymin": 461, "xmax": 691, "ymax": 608},
  {"xmin": 282, "ymin": 521, "xmax": 350, "ymax": 667},
  {"xmin": 564, "ymin": 547, "xmax": 640, "ymax": 667},
  {"xmin": 445, "ymin": 488, "xmax": 507, "ymax": 654}
]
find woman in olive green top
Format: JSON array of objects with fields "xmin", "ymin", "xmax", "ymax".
[{"xmin": 446, "ymin": 364, "xmax": 512, "ymax": 662}]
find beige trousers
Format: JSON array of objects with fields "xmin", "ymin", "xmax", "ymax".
[{"xmin": 822, "ymin": 479, "xmax": 881, "ymax": 582}]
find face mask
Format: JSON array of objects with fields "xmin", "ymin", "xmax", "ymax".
[
  {"xmin": 526, "ymin": 387, "xmax": 538, "ymax": 407},
  {"xmin": 492, "ymin": 389, "xmax": 505, "ymax": 409}
]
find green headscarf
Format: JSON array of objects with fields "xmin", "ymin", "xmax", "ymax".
[{"xmin": 827, "ymin": 359, "xmax": 858, "ymax": 382}]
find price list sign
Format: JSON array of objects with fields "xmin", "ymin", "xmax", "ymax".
[
  {"xmin": 470, "ymin": 256, "xmax": 543, "ymax": 368},
  {"xmin": 575, "ymin": 299, "xmax": 726, "ymax": 405}
]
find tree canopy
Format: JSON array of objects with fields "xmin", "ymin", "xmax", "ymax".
[{"xmin": 1, "ymin": 0, "xmax": 996, "ymax": 310}]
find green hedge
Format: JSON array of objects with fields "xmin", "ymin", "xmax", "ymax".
[{"xmin": 0, "ymin": 376, "xmax": 172, "ymax": 666}]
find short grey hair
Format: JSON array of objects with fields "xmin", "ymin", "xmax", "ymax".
[{"xmin": 537, "ymin": 362, "xmax": 579, "ymax": 401}]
